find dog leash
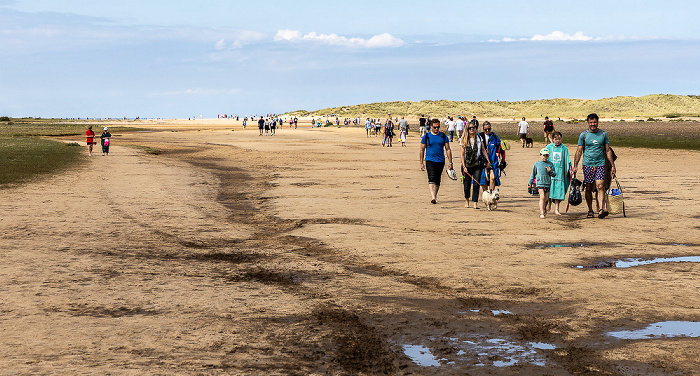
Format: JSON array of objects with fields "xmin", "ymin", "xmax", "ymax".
[{"xmin": 462, "ymin": 169, "xmax": 481, "ymax": 185}]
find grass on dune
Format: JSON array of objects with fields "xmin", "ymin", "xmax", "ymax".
[
  {"xmin": 289, "ymin": 94, "xmax": 700, "ymax": 120},
  {"xmin": 0, "ymin": 137, "xmax": 84, "ymax": 187}
]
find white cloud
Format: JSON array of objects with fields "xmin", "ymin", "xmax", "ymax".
[
  {"xmin": 214, "ymin": 38, "xmax": 226, "ymax": 50},
  {"xmin": 531, "ymin": 31, "xmax": 599, "ymax": 41},
  {"xmin": 274, "ymin": 29, "xmax": 302, "ymax": 41},
  {"xmin": 490, "ymin": 31, "xmax": 603, "ymax": 43},
  {"xmin": 274, "ymin": 29, "xmax": 405, "ymax": 48}
]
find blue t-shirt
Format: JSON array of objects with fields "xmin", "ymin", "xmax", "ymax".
[
  {"xmin": 578, "ymin": 130, "xmax": 609, "ymax": 167},
  {"xmin": 421, "ymin": 132, "xmax": 449, "ymax": 162}
]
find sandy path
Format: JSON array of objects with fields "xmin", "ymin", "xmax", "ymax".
[{"xmin": 1, "ymin": 124, "xmax": 699, "ymax": 375}]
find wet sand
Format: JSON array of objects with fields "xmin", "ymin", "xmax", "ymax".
[{"xmin": 1, "ymin": 121, "xmax": 699, "ymax": 375}]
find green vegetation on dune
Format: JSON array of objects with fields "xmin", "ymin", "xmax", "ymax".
[
  {"xmin": 0, "ymin": 137, "xmax": 84, "ymax": 187},
  {"xmin": 287, "ymin": 94, "xmax": 700, "ymax": 119}
]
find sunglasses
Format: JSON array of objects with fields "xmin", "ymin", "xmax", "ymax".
[
  {"xmin": 431, "ymin": 125, "xmax": 440, "ymax": 128},
  {"xmin": 468, "ymin": 126, "xmax": 476, "ymax": 130},
  {"xmin": 484, "ymin": 128, "xmax": 492, "ymax": 131}
]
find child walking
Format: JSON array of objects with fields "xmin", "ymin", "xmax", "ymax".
[
  {"xmin": 545, "ymin": 131, "xmax": 572, "ymax": 215},
  {"xmin": 528, "ymin": 148, "xmax": 557, "ymax": 219}
]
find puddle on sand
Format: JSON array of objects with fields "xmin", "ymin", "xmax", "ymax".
[
  {"xmin": 463, "ymin": 337, "xmax": 553, "ymax": 367},
  {"xmin": 457, "ymin": 309, "xmax": 514, "ymax": 316},
  {"xmin": 402, "ymin": 345, "xmax": 442, "ymax": 367},
  {"xmin": 402, "ymin": 337, "xmax": 556, "ymax": 368},
  {"xmin": 576, "ymin": 256, "xmax": 700, "ymax": 269},
  {"xmin": 491, "ymin": 309, "xmax": 514, "ymax": 316},
  {"xmin": 534, "ymin": 243, "xmax": 590, "ymax": 249},
  {"xmin": 607, "ymin": 321, "xmax": 700, "ymax": 339}
]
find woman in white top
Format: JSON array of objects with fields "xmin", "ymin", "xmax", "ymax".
[{"xmin": 459, "ymin": 122, "xmax": 489, "ymax": 209}]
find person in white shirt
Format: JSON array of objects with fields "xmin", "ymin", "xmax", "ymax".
[
  {"xmin": 446, "ymin": 117, "xmax": 456, "ymax": 141},
  {"xmin": 455, "ymin": 116, "xmax": 465, "ymax": 141},
  {"xmin": 517, "ymin": 117, "xmax": 529, "ymax": 147}
]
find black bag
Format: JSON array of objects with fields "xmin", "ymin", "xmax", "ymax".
[
  {"xmin": 477, "ymin": 154, "xmax": 488, "ymax": 168},
  {"xmin": 569, "ymin": 174, "xmax": 583, "ymax": 206}
]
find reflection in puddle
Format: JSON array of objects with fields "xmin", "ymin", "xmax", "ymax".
[
  {"xmin": 529, "ymin": 342, "xmax": 557, "ymax": 350},
  {"xmin": 607, "ymin": 321, "xmax": 700, "ymax": 339},
  {"xmin": 402, "ymin": 337, "xmax": 555, "ymax": 368},
  {"xmin": 535, "ymin": 243, "xmax": 589, "ymax": 248},
  {"xmin": 457, "ymin": 309, "xmax": 514, "ymax": 316},
  {"xmin": 491, "ymin": 310, "xmax": 514, "ymax": 316},
  {"xmin": 576, "ymin": 256, "xmax": 700, "ymax": 269},
  {"xmin": 464, "ymin": 337, "xmax": 553, "ymax": 367},
  {"xmin": 402, "ymin": 345, "xmax": 442, "ymax": 367}
]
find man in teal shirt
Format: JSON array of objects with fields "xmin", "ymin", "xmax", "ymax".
[{"xmin": 572, "ymin": 113, "xmax": 617, "ymax": 218}]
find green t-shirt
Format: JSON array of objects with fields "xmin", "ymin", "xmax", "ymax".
[{"xmin": 578, "ymin": 130, "xmax": 609, "ymax": 166}]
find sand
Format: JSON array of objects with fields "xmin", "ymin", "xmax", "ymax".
[{"xmin": 1, "ymin": 121, "xmax": 699, "ymax": 375}]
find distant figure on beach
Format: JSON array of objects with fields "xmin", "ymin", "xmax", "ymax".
[
  {"xmin": 383, "ymin": 119, "xmax": 394, "ymax": 147},
  {"xmin": 446, "ymin": 116, "xmax": 456, "ymax": 142},
  {"xmin": 543, "ymin": 116, "xmax": 555, "ymax": 144},
  {"xmin": 470, "ymin": 116, "xmax": 479, "ymax": 130},
  {"xmin": 270, "ymin": 118, "xmax": 276, "ymax": 136},
  {"xmin": 517, "ymin": 117, "xmax": 529, "ymax": 147},
  {"xmin": 258, "ymin": 116, "xmax": 264, "ymax": 136},
  {"xmin": 365, "ymin": 118, "xmax": 372, "ymax": 137},
  {"xmin": 293, "ymin": 117, "xmax": 298, "ymax": 128},
  {"xmin": 86, "ymin": 125, "xmax": 95, "ymax": 156},
  {"xmin": 420, "ymin": 118, "xmax": 453, "ymax": 204},
  {"xmin": 455, "ymin": 116, "xmax": 465, "ymax": 141},
  {"xmin": 419, "ymin": 115, "xmax": 427, "ymax": 137},
  {"xmin": 100, "ymin": 127, "xmax": 111, "ymax": 156},
  {"xmin": 572, "ymin": 113, "xmax": 617, "ymax": 219},
  {"xmin": 398, "ymin": 117, "xmax": 408, "ymax": 138}
]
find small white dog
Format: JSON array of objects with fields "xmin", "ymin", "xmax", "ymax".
[{"xmin": 482, "ymin": 188, "xmax": 500, "ymax": 211}]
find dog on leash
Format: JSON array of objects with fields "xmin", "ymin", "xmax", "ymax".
[
  {"xmin": 482, "ymin": 188, "xmax": 500, "ymax": 211},
  {"xmin": 525, "ymin": 137, "xmax": 534, "ymax": 148}
]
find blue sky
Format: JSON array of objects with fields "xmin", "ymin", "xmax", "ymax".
[{"xmin": 1, "ymin": 0, "xmax": 699, "ymax": 118}]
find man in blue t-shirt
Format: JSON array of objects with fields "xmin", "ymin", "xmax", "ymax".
[
  {"xmin": 572, "ymin": 113, "xmax": 617, "ymax": 219},
  {"xmin": 419, "ymin": 118, "xmax": 454, "ymax": 204}
]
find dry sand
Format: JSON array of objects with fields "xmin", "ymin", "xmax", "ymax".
[{"xmin": 1, "ymin": 121, "xmax": 699, "ymax": 375}]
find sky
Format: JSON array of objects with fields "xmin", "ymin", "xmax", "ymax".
[{"xmin": 1, "ymin": 0, "xmax": 699, "ymax": 118}]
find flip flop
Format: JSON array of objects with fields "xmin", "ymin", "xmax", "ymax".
[
  {"xmin": 587, "ymin": 211, "xmax": 595, "ymax": 218},
  {"xmin": 430, "ymin": 199, "xmax": 437, "ymax": 204},
  {"xmin": 598, "ymin": 210, "xmax": 609, "ymax": 219}
]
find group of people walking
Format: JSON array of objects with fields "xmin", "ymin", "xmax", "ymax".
[
  {"xmin": 419, "ymin": 113, "xmax": 617, "ymax": 218},
  {"xmin": 420, "ymin": 118, "xmax": 502, "ymax": 207},
  {"xmin": 364, "ymin": 114, "xmax": 409, "ymax": 147},
  {"xmin": 85, "ymin": 126, "xmax": 111, "ymax": 156}
]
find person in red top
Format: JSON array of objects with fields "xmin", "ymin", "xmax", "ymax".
[{"xmin": 86, "ymin": 125, "xmax": 95, "ymax": 156}]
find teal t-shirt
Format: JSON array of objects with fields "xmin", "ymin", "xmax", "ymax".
[
  {"xmin": 529, "ymin": 160, "xmax": 556, "ymax": 187},
  {"xmin": 578, "ymin": 130, "xmax": 609, "ymax": 166}
]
